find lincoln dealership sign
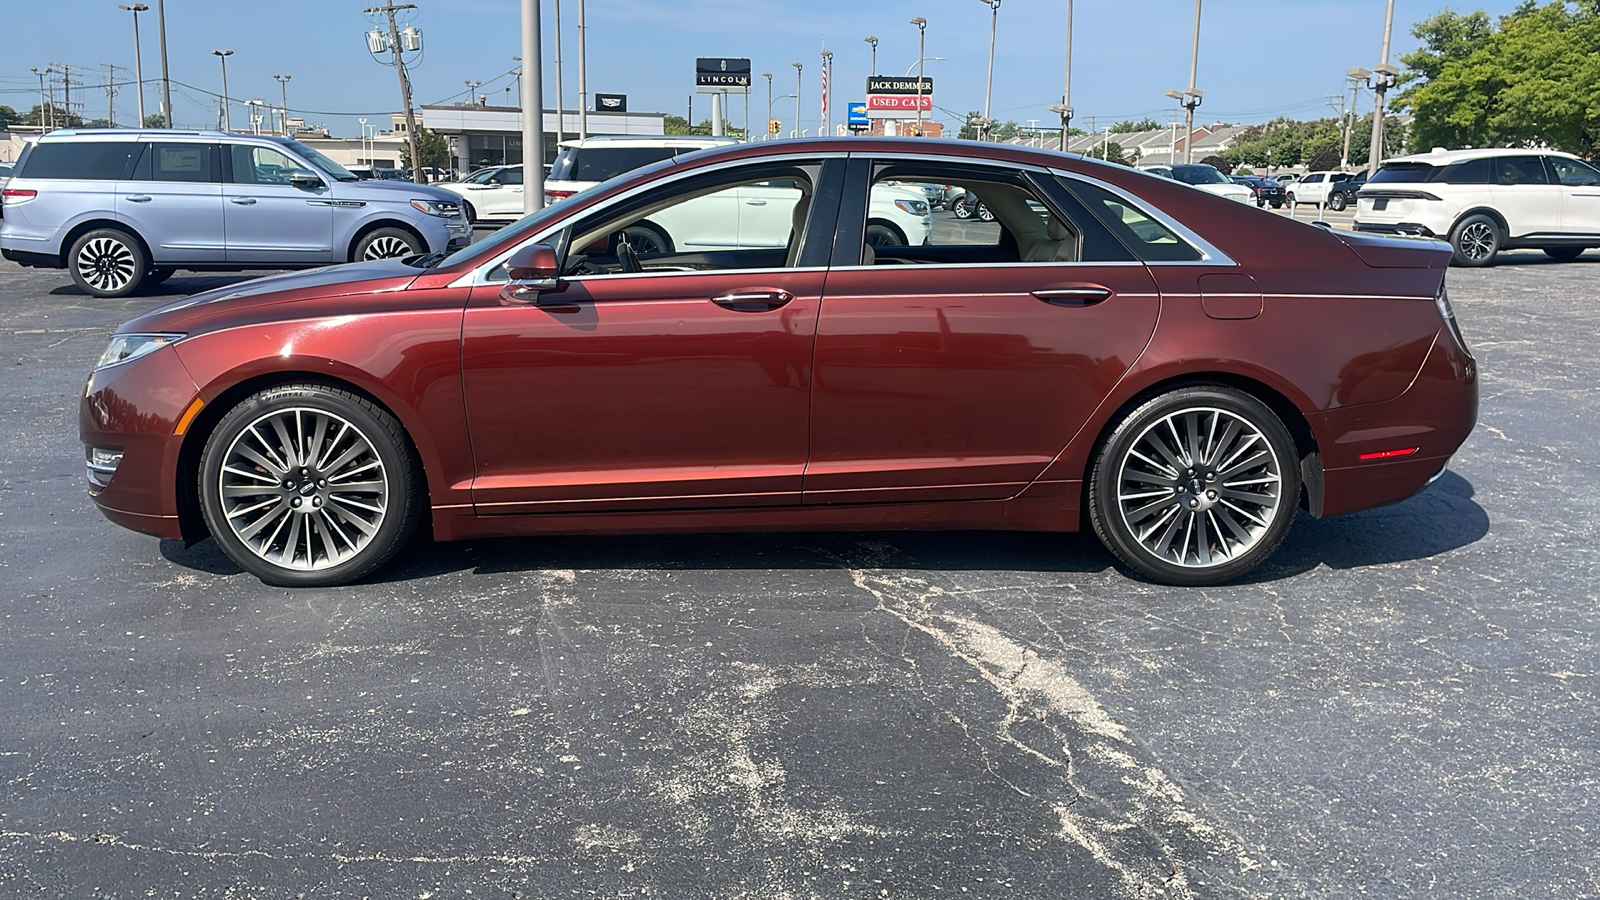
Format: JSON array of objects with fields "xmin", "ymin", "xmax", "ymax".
[
  {"xmin": 865, "ymin": 76, "xmax": 934, "ymax": 119},
  {"xmin": 696, "ymin": 57, "xmax": 752, "ymax": 94}
]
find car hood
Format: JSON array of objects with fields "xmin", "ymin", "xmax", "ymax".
[
  {"xmin": 120, "ymin": 259, "xmax": 421, "ymax": 333},
  {"xmin": 333, "ymin": 179, "xmax": 460, "ymax": 202}
]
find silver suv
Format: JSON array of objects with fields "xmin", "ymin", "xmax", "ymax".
[{"xmin": 0, "ymin": 129, "xmax": 471, "ymax": 297}]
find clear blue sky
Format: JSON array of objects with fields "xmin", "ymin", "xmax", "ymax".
[{"xmin": 1, "ymin": 0, "xmax": 1531, "ymax": 138}]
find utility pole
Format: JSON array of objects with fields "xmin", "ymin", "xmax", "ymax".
[
  {"xmin": 101, "ymin": 63, "xmax": 122, "ymax": 126},
  {"xmin": 1049, "ymin": 0, "xmax": 1073, "ymax": 151},
  {"xmin": 51, "ymin": 63, "xmax": 81, "ymax": 124},
  {"xmin": 552, "ymin": 0, "xmax": 565, "ymax": 148},
  {"xmin": 119, "ymin": 4, "xmax": 149, "ymax": 126},
  {"xmin": 1182, "ymin": 0, "xmax": 1202, "ymax": 163},
  {"xmin": 274, "ymin": 74, "xmax": 292, "ymax": 135},
  {"xmin": 979, "ymin": 0, "xmax": 1000, "ymax": 142},
  {"xmin": 1368, "ymin": 0, "xmax": 1398, "ymax": 174},
  {"xmin": 364, "ymin": 0, "xmax": 424, "ymax": 183},
  {"xmin": 156, "ymin": 0, "xmax": 173, "ymax": 127},
  {"xmin": 792, "ymin": 61, "xmax": 802, "ymax": 138},
  {"xmin": 210, "ymin": 50, "xmax": 233, "ymax": 130},
  {"xmin": 576, "ymin": 0, "xmax": 587, "ymax": 140}
]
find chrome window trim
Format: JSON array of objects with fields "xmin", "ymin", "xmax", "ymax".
[
  {"xmin": 1047, "ymin": 167, "xmax": 1237, "ymax": 266},
  {"xmin": 449, "ymin": 152, "xmax": 849, "ymax": 288},
  {"xmin": 827, "ymin": 260, "xmax": 1148, "ymax": 273}
]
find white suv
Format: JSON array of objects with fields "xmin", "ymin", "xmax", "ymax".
[
  {"xmin": 1287, "ymin": 170, "xmax": 1354, "ymax": 207},
  {"xmin": 546, "ymin": 135, "xmax": 741, "ymax": 203},
  {"xmin": 1355, "ymin": 148, "xmax": 1600, "ymax": 266}
]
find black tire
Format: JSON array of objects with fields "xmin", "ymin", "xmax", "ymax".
[
  {"xmin": 198, "ymin": 383, "xmax": 423, "ymax": 587},
  {"xmin": 1270, "ymin": 200, "xmax": 1283, "ymax": 209},
  {"xmin": 616, "ymin": 222, "xmax": 674, "ymax": 255},
  {"xmin": 1087, "ymin": 386, "xmax": 1301, "ymax": 586},
  {"xmin": 1256, "ymin": 198, "xmax": 1266, "ymax": 208},
  {"xmin": 353, "ymin": 226, "xmax": 424, "ymax": 262},
  {"xmin": 952, "ymin": 199, "xmax": 975, "ymax": 220},
  {"xmin": 463, "ymin": 201, "xmax": 479, "ymax": 225},
  {"xmin": 68, "ymin": 228, "xmax": 148, "ymax": 298},
  {"xmin": 145, "ymin": 267, "xmax": 176, "ymax": 286},
  {"xmin": 1286, "ymin": 192, "xmax": 1297, "ymax": 207},
  {"xmin": 1542, "ymin": 246, "xmax": 1585, "ymax": 261},
  {"xmin": 976, "ymin": 203, "xmax": 994, "ymax": 222},
  {"xmin": 1450, "ymin": 214, "xmax": 1501, "ymax": 267},
  {"xmin": 1328, "ymin": 193, "xmax": 1348, "ymax": 212},
  {"xmin": 865, "ymin": 219, "xmax": 907, "ymax": 248}
]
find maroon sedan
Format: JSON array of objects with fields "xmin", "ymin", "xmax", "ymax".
[{"xmin": 81, "ymin": 138, "xmax": 1477, "ymax": 587}]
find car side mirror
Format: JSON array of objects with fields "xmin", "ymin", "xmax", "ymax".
[
  {"xmin": 288, "ymin": 169, "xmax": 324, "ymax": 190},
  {"xmin": 499, "ymin": 243, "xmax": 566, "ymax": 303}
]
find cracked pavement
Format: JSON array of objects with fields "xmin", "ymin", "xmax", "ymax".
[{"xmin": 1, "ymin": 250, "xmax": 1597, "ymax": 897}]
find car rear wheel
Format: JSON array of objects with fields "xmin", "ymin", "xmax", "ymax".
[
  {"xmin": 1542, "ymin": 246, "xmax": 1585, "ymax": 261},
  {"xmin": 976, "ymin": 203, "xmax": 994, "ymax": 222},
  {"xmin": 1088, "ymin": 386, "xmax": 1300, "ymax": 586},
  {"xmin": 1286, "ymin": 192, "xmax": 1297, "ymax": 206},
  {"xmin": 1328, "ymin": 193, "xmax": 1348, "ymax": 211},
  {"xmin": 69, "ymin": 228, "xmax": 147, "ymax": 298},
  {"xmin": 199, "ymin": 384, "xmax": 423, "ymax": 587},
  {"xmin": 354, "ymin": 227, "xmax": 423, "ymax": 262},
  {"xmin": 952, "ymin": 198, "xmax": 975, "ymax": 219},
  {"xmin": 865, "ymin": 220, "xmax": 908, "ymax": 248},
  {"xmin": 616, "ymin": 222, "xmax": 673, "ymax": 255},
  {"xmin": 1450, "ymin": 214, "xmax": 1501, "ymax": 267}
]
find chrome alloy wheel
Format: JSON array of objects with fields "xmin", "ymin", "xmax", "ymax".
[
  {"xmin": 1115, "ymin": 407, "xmax": 1283, "ymax": 569},
  {"xmin": 1458, "ymin": 222, "xmax": 1496, "ymax": 262},
  {"xmin": 362, "ymin": 235, "xmax": 414, "ymax": 260},
  {"xmin": 76, "ymin": 236, "xmax": 140, "ymax": 293},
  {"xmin": 216, "ymin": 408, "xmax": 389, "ymax": 571}
]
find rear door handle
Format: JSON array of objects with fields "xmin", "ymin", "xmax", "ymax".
[
  {"xmin": 745, "ymin": 199, "xmax": 768, "ymax": 206},
  {"xmin": 712, "ymin": 290, "xmax": 793, "ymax": 312},
  {"xmin": 125, "ymin": 195, "xmax": 152, "ymax": 203},
  {"xmin": 1032, "ymin": 286, "xmax": 1112, "ymax": 307},
  {"xmin": 230, "ymin": 197, "xmax": 258, "ymax": 205}
]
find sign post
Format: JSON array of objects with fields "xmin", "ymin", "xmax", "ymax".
[{"xmin": 847, "ymin": 101, "xmax": 869, "ymax": 133}]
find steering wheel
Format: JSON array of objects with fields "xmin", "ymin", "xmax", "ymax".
[{"xmin": 616, "ymin": 239, "xmax": 642, "ymax": 274}]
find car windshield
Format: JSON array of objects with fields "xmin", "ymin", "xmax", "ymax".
[
  {"xmin": 551, "ymin": 146, "xmax": 686, "ymax": 182},
  {"xmin": 464, "ymin": 167, "xmax": 502, "ymax": 185},
  {"xmin": 1170, "ymin": 165, "xmax": 1232, "ymax": 186},
  {"xmin": 275, "ymin": 138, "xmax": 359, "ymax": 182}
]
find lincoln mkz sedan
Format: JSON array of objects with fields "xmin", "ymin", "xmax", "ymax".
[{"xmin": 81, "ymin": 138, "xmax": 1478, "ymax": 587}]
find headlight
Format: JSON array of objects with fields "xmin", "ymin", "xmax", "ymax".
[
  {"xmin": 410, "ymin": 199, "xmax": 461, "ymax": 217},
  {"xmin": 96, "ymin": 333, "xmax": 183, "ymax": 370},
  {"xmin": 894, "ymin": 199, "xmax": 930, "ymax": 216}
]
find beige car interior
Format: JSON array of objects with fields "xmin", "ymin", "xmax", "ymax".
[{"xmin": 865, "ymin": 178, "xmax": 1081, "ymax": 265}]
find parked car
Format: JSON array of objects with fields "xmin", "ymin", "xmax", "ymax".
[
  {"xmin": 1146, "ymin": 164, "xmax": 1255, "ymax": 204},
  {"xmin": 1355, "ymin": 148, "xmax": 1600, "ymax": 265},
  {"xmin": 1273, "ymin": 173, "xmax": 1299, "ymax": 186},
  {"xmin": 1287, "ymin": 170, "xmax": 1354, "ymax": 207},
  {"xmin": 0, "ymin": 129, "xmax": 471, "ymax": 297},
  {"xmin": 545, "ymin": 135, "xmax": 741, "ymax": 204},
  {"xmin": 432, "ymin": 164, "xmax": 526, "ymax": 223},
  {"xmin": 1324, "ymin": 170, "xmax": 1368, "ymax": 211},
  {"xmin": 347, "ymin": 164, "xmax": 406, "ymax": 181},
  {"xmin": 79, "ymin": 138, "xmax": 1476, "ymax": 588},
  {"xmin": 1231, "ymin": 175, "xmax": 1286, "ymax": 209},
  {"xmin": 0, "ymin": 161, "xmax": 13, "ymax": 219}
]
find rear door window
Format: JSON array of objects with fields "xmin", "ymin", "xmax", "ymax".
[
  {"xmin": 132, "ymin": 143, "xmax": 220, "ymax": 183},
  {"xmin": 1494, "ymin": 156, "xmax": 1550, "ymax": 186},
  {"xmin": 19, "ymin": 141, "xmax": 139, "ymax": 180},
  {"xmin": 1058, "ymin": 178, "xmax": 1203, "ymax": 262}
]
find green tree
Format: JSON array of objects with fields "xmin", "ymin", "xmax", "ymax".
[
  {"xmin": 19, "ymin": 104, "xmax": 83, "ymax": 128},
  {"xmin": 1198, "ymin": 154, "xmax": 1232, "ymax": 174},
  {"xmin": 83, "ymin": 118, "xmax": 113, "ymax": 129},
  {"xmin": 1395, "ymin": 2, "xmax": 1600, "ymax": 157},
  {"xmin": 400, "ymin": 126, "xmax": 451, "ymax": 171},
  {"xmin": 957, "ymin": 110, "xmax": 982, "ymax": 141},
  {"xmin": 142, "ymin": 113, "xmax": 167, "ymax": 129},
  {"xmin": 1110, "ymin": 117, "xmax": 1161, "ymax": 133},
  {"xmin": 991, "ymin": 120, "xmax": 1019, "ymax": 142},
  {"xmin": 0, "ymin": 105, "xmax": 20, "ymax": 128}
]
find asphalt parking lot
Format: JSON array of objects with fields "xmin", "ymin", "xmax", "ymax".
[{"xmin": 1, "ymin": 232, "xmax": 1597, "ymax": 898}]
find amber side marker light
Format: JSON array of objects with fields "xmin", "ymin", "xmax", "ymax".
[
  {"xmin": 1358, "ymin": 447, "xmax": 1420, "ymax": 461},
  {"xmin": 174, "ymin": 398, "xmax": 206, "ymax": 435}
]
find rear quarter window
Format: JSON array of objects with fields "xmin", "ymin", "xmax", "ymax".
[
  {"xmin": 17, "ymin": 141, "xmax": 139, "ymax": 180},
  {"xmin": 569, "ymin": 147, "xmax": 683, "ymax": 182}
]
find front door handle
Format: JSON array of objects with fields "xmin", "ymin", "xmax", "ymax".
[
  {"xmin": 229, "ymin": 197, "xmax": 258, "ymax": 205},
  {"xmin": 125, "ymin": 195, "xmax": 153, "ymax": 203},
  {"xmin": 745, "ymin": 199, "xmax": 768, "ymax": 206},
  {"xmin": 712, "ymin": 290, "xmax": 793, "ymax": 312},
  {"xmin": 1033, "ymin": 286, "xmax": 1112, "ymax": 307}
]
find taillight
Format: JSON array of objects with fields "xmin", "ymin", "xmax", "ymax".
[
  {"xmin": 1361, "ymin": 189, "xmax": 1442, "ymax": 201},
  {"xmin": 2, "ymin": 188, "xmax": 38, "ymax": 203},
  {"xmin": 545, "ymin": 189, "xmax": 577, "ymax": 203},
  {"xmin": 1436, "ymin": 281, "xmax": 1468, "ymax": 352}
]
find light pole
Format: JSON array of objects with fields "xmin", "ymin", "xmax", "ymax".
[
  {"xmin": 273, "ymin": 73, "xmax": 291, "ymax": 134},
  {"xmin": 551, "ymin": 0, "xmax": 564, "ymax": 146},
  {"xmin": 763, "ymin": 71, "xmax": 773, "ymax": 133},
  {"xmin": 155, "ymin": 0, "xmax": 172, "ymax": 127},
  {"xmin": 576, "ymin": 0, "xmax": 587, "ymax": 140},
  {"xmin": 791, "ymin": 61, "xmax": 802, "ymax": 137},
  {"xmin": 211, "ymin": 49, "xmax": 233, "ymax": 131},
  {"xmin": 863, "ymin": 35, "xmax": 877, "ymax": 76},
  {"xmin": 119, "ymin": 4, "xmax": 149, "ymax": 126},
  {"xmin": 1181, "ymin": 0, "xmax": 1203, "ymax": 163},
  {"xmin": 31, "ymin": 67, "xmax": 50, "ymax": 130},
  {"xmin": 1368, "ymin": 0, "xmax": 1398, "ymax": 174},
  {"xmin": 821, "ymin": 49, "xmax": 833, "ymax": 136},
  {"xmin": 909, "ymin": 16, "xmax": 927, "ymax": 137},
  {"xmin": 1342, "ymin": 67, "xmax": 1369, "ymax": 170},
  {"xmin": 520, "ymin": 0, "xmax": 544, "ymax": 212},
  {"xmin": 977, "ymin": 0, "xmax": 1000, "ymax": 142},
  {"xmin": 359, "ymin": 117, "xmax": 369, "ymax": 163},
  {"xmin": 1048, "ymin": 0, "xmax": 1073, "ymax": 151}
]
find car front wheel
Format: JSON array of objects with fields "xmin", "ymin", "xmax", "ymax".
[
  {"xmin": 1088, "ymin": 386, "xmax": 1300, "ymax": 586},
  {"xmin": 199, "ymin": 384, "xmax": 423, "ymax": 587},
  {"xmin": 1450, "ymin": 214, "xmax": 1501, "ymax": 267},
  {"xmin": 1328, "ymin": 194, "xmax": 1348, "ymax": 211},
  {"xmin": 354, "ymin": 227, "xmax": 424, "ymax": 262},
  {"xmin": 69, "ymin": 228, "xmax": 148, "ymax": 298}
]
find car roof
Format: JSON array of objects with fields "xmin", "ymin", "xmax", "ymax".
[
  {"xmin": 557, "ymin": 135, "xmax": 740, "ymax": 151},
  {"xmin": 1381, "ymin": 147, "xmax": 1582, "ymax": 166},
  {"xmin": 33, "ymin": 129, "xmax": 285, "ymax": 144}
]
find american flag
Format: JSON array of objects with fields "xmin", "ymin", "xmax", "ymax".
[{"xmin": 820, "ymin": 59, "xmax": 828, "ymax": 127}]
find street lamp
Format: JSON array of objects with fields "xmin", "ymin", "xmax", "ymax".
[
  {"xmin": 211, "ymin": 49, "xmax": 233, "ymax": 131},
  {"xmin": 909, "ymin": 16, "xmax": 927, "ymax": 137},
  {"xmin": 30, "ymin": 67, "xmax": 51, "ymax": 130},
  {"xmin": 1165, "ymin": 87, "xmax": 1202, "ymax": 164},
  {"xmin": 273, "ymin": 73, "xmax": 291, "ymax": 135},
  {"xmin": 791, "ymin": 61, "xmax": 802, "ymax": 137},
  {"xmin": 1180, "ymin": 0, "xmax": 1203, "ymax": 163},
  {"xmin": 1342, "ymin": 67, "xmax": 1371, "ymax": 170},
  {"xmin": 118, "ymin": 4, "xmax": 149, "ymax": 126},
  {"xmin": 1048, "ymin": 0, "xmax": 1073, "ymax": 151},
  {"xmin": 762, "ymin": 71, "xmax": 773, "ymax": 132},
  {"xmin": 1367, "ymin": 0, "xmax": 1398, "ymax": 173},
  {"xmin": 863, "ymin": 35, "xmax": 878, "ymax": 76},
  {"xmin": 155, "ymin": 0, "xmax": 173, "ymax": 127},
  {"xmin": 976, "ymin": 0, "xmax": 1000, "ymax": 142}
]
